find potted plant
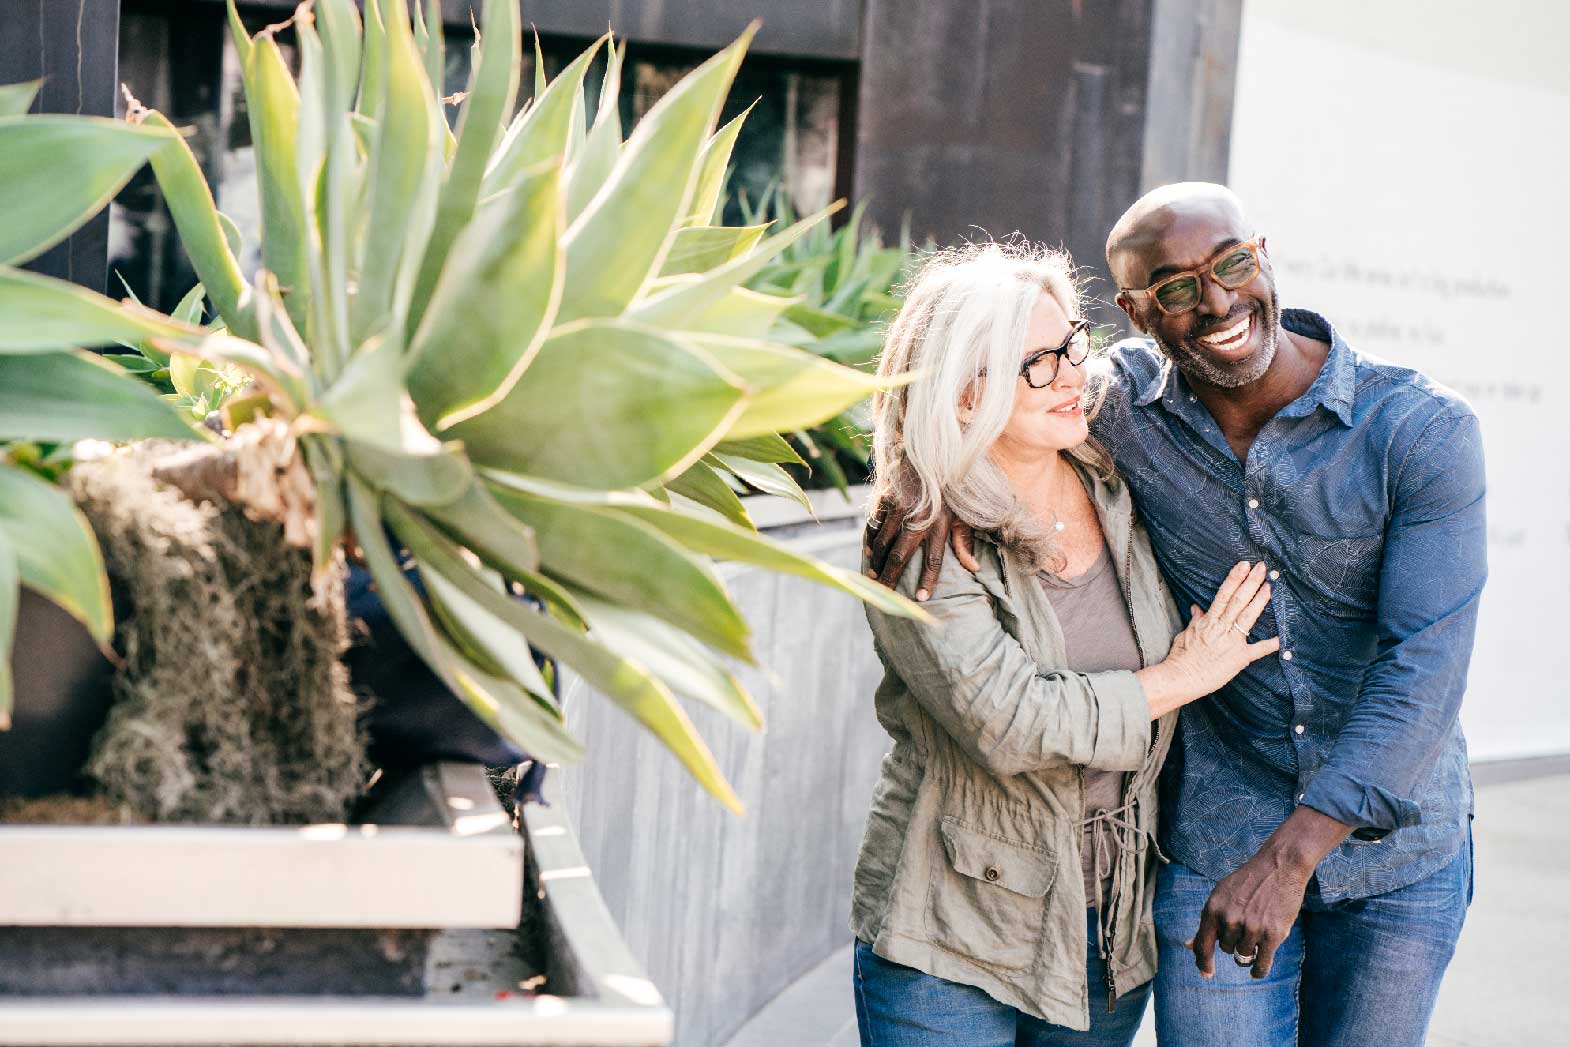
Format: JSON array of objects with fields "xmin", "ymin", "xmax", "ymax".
[
  {"xmin": 740, "ymin": 187, "xmax": 922, "ymax": 494},
  {"xmin": 0, "ymin": 0, "xmax": 924, "ymax": 1038}
]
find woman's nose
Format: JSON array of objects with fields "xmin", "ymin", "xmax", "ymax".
[{"xmin": 1054, "ymin": 355, "xmax": 1087, "ymax": 389}]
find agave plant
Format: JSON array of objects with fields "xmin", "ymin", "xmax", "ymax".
[
  {"xmin": 740, "ymin": 186, "xmax": 921, "ymax": 492},
  {"xmin": 0, "ymin": 78, "xmax": 205, "ymax": 731},
  {"xmin": 0, "ymin": 1, "xmax": 922, "ymax": 810}
]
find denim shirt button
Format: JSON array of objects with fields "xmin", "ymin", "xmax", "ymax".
[{"xmin": 1294, "ymin": 724, "xmax": 1306, "ymax": 735}]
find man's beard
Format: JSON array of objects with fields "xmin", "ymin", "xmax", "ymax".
[{"xmin": 1154, "ymin": 284, "xmax": 1281, "ymax": 389}]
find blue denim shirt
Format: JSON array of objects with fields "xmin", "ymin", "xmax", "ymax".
[{"xmin": 1091, "ymin": 309, "xmax": 1484, "ymax": 901}]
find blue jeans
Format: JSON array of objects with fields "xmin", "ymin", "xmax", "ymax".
[
  {"xmin": 1154, "ymin": 832, "xmax": 1473, "ymax": 1047},
  {"xmin": 853, "ymin": 910, "xmax": 1150, "ymax": 1046}
]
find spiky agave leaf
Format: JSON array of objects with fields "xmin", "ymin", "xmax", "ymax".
[{"xmin": 6, "ymin": 5, "xmax": 925, "ymax": 808}]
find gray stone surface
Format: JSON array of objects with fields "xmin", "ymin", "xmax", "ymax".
[{"xmin": 724, "ymin": 774, "xmax": 1570, "ymax": 1047}]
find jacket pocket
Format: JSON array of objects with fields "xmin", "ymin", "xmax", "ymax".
[{"xmin": 926, "ymin": 816, "xmax": 1057, "ymax": 972}]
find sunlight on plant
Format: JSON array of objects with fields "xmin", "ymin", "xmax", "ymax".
[{"xmin": 0, "ymin": 0, "xmax": 926, "ymax": 808}]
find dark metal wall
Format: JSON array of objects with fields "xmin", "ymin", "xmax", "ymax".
[
  {"xmin": 854, "ymin": 0, "xmax": 1210, "ymax": 326},
  {"xmin": 5, "ymin": 0, "xmax": 1243, "ymax": 325},
  {"xmin": 502, "ymin": 0, "xmax": 862, "ymax": 59},
  {"xmin": 0, "ymin": 0, "xmax": 123, "ymax": 294}
]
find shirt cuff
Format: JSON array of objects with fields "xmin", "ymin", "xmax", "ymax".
[
  {"xmin": 1299, "ymin": 767, "xmax": 1422, "ymax": 832},
  {"xmin": 1083, "ymin": 669, "xmax": 1152, "ymax": 772}
]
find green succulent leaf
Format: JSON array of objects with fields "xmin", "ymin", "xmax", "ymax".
[
  {"xmin": 678, "ymin": 285, "xmax": 794, "ymax": 339},
  {"xmin": 783, "ymin": 301, "xmax": 858, "ymax": 337},
  {"xmin": 357, "ymin": 0, "xmax": 388, "ymax": 121},
  {"xmin": 408, "ymin": 0, "xmax": 521, "ymax": 332},
  {"xmin": 351, "ymin": 0, "xmax": 442, "ymax": 349},
  {"xmin": 710, "ymin": 452, "xmax": 811, "ymax": 511},
  {"xmin": 485, "ymin": 477, "xmax": 754, "ymax": 664},
  {"xmin": 0, "ymin": 464, "xmax": 113, "ymax": 651},
  {"xmin": 714, "ymin": 433, "xmax": 808, "ymax": 467},
  {"xmin": 417, "ymin": 480, "xmax": 540, "ymax": 578},
  {"xmin": 617, "ymin": 496, "xmax": 925, "ymax": 621},
  {"xmin": 408, "ymin": 160, "xmax": 563, "ymax": 430},
  {"xmin": 447, "ymin": 321, "xmax": 748, "ymax": 491},
  {"xmin": 224, "ymin": 0, "xmax": 253, "ymax": 67},
  {"xmin": 484, "ymin": 37, "xmax": 605, "ymax": 195},
  {"xmin": 0, "ymin": 80, "xmax": 41, "ymax": 119},
  {"xmin": 627, "ymin": 201, "xmax": 841, "ymax": 328},
  {"xmin": 0, "ymin": 354, "xmax": 202, "ymax": 445},
  {"xmin": 244, "ymin": 35, "xmax": 312, "ymax": 333},
  {"xmin": 554, "ymin": 26, "xmax": 754, "ymax": 325},
  {"xmin": 659, "ymin": 224, "xmax": 768, "ymax": 278},
  {"xmin": 691, "ymin": 334, "xmax": 899, "ymax": 440},
  {"xmin": 413, "ymin": 0, "xmax": 444, "ymax": 100},
  {"xmin": 314, "ymin": 0, "xmax": 363, "ymax": 116},
  {"xmin": 0, "ymin": 115, "xmax": 174, "ymax": 266},
  {"xmin": 344, "ymin": 437, "xmax": 473, "ymax": 507},
  {"xmin": 569, "ymin": 588, "xmax": 761, "ymax": 730},
  {"xmin": 562, "ymin": 37, "xmax": 623, "ymax": 223},
  {"xmin": 666, "ymin": 459, "xmax": 752, "ymax": 528},
  {"xmin": 346, "ymin": 477, "xmax": 583, "ymax": 762},
  {"xmin": 0, "ymin": 266, "xmax": 200, "ymax": 353},
  {"xmin": 685, "ymin": 102, "xmax": 753, "ymax": 227},
  {"xmin": 474, "ymin": 474, "xmax": 927, "ymax": 623},
  {"xmin": 389, "ymin": 495, "xmax": 738, "ymax": 809}
]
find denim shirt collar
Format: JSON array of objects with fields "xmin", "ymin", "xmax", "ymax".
[{"xmin": 1130, "ymin": 308, "xmax": 1355, "ymax": 427}]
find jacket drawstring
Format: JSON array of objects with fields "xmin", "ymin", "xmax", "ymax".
[{"xmin": 1081, "ymin": 798, "xmax": 1169, "ymax": 960}]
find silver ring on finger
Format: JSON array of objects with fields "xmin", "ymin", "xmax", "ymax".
[
  {"xmin": 1233, "ymin": 948, "xmax": 1258, "ymax": 966},
  {"xmin": 1231, "ymin": 623, "xmax": 1247, "ymax": 636}
]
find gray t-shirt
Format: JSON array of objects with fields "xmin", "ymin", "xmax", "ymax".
[{"xmin": 1038, "ymin": 544, "xmax": 1143, "ymax": 907}]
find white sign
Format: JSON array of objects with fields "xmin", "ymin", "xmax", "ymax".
[{"xmin": 1229, "ymin": 1, "xmax": 1570, "ymax": 760}]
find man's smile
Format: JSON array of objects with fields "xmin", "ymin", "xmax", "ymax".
[{"xmin": 1193, "ymin": 309, "xmax": 1256, "ymax": 358}]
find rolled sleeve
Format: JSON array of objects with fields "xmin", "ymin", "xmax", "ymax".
[
  {"xmin": 866, "ymin": 552, "xmax": 1151, "ymax": 778},
  {"xmin": 1299, "ymin": 409, "xmax": 1487, "ymax": 833},
  {"xmin": 1299, "ymin": 767, "xmax": 1422, "ymax": 831}
]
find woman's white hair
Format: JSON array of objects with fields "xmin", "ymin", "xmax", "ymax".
[{"xmin": 869, "ymin": 240, "xmax": 1105, "ymax": 570}]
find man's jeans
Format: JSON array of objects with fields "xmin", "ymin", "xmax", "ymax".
[
  {"xmin": 1154, "ymin": 832, "xmax": 1473, "ymax": 1047},
  {"xmin": 853, "ymin": 911, "xmax": 1150, "ymax": 1046}
]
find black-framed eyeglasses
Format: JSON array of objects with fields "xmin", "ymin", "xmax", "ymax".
[
  {"xmin": 1121, "ymin": 238, "xmax": 1264, "ymax": 316},
  {"xmin": 1020, "ymin": 317, "xmax": 1092, "ymax": 388}
]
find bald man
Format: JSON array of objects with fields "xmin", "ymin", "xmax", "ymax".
[{"xmin": 866, "ymin": 183, "xmax": 1482, "ymax": 1047}]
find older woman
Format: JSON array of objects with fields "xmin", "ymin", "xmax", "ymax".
[{"xmin": 851, "ymin": 243, "xmax": 1277, "ymax": 1046}]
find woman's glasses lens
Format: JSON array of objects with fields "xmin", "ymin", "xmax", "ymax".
[{"xmin": 1022, "ymin": 326, "xmax": 1091, "ymax": 388}]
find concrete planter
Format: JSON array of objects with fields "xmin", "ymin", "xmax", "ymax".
[
  {"xmin": 0, "ymin": 763, "xmax": 671, "ymax": 1046},
  {"xmin": 560, "ymin": 485, "xmax": 885, "ymax": 1047}
]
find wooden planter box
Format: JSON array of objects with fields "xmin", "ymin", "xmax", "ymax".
[{"xmin": 0, "ymin": 764, "xmax": 672, "ymax": 1046}]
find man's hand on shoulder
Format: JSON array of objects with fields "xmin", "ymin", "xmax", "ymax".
[
  {"xmin": 1187, "ymin": 806, "xmax": 1354, "ymax": 979},
  {"xmin": 864, "ymin": 495, "xmax": 979, "ymax": 601}
]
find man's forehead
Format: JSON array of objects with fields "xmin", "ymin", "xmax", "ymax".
[{"xmin": 1126, "ymin": 203, "xmax": 1250, "ymax": 280}]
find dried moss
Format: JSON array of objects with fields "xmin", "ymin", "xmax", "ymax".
[
  {"xmin": 0, "ymin": 795, "xmax": 130, "ymax": 826},
  {"xmin": 68, "ymin": 443, "xmax": 367, "ymax": 825}
]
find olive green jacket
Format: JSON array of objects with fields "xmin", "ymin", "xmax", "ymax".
[{"xmin": 851, "ymin": 453, "xmax": 1182, "ymax": 1030}]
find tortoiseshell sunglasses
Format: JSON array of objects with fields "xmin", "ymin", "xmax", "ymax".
[{"xmin": 1122, "ymin": 239, "xmax": 1264, "ymax": 316}]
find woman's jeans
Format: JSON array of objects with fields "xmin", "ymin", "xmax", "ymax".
[
  {"xmin": 853, "ymin": 910, "xmax": 1151, "ymax": 1046},
  {"xmin": 1153, "ymin": 832, "xmax": 1473, "ymax": 1047}
]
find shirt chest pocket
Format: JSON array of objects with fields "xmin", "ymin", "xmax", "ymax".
[{"xmin": 926, "ymin": 817, "xmax": 1057, "ymax": 972}]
